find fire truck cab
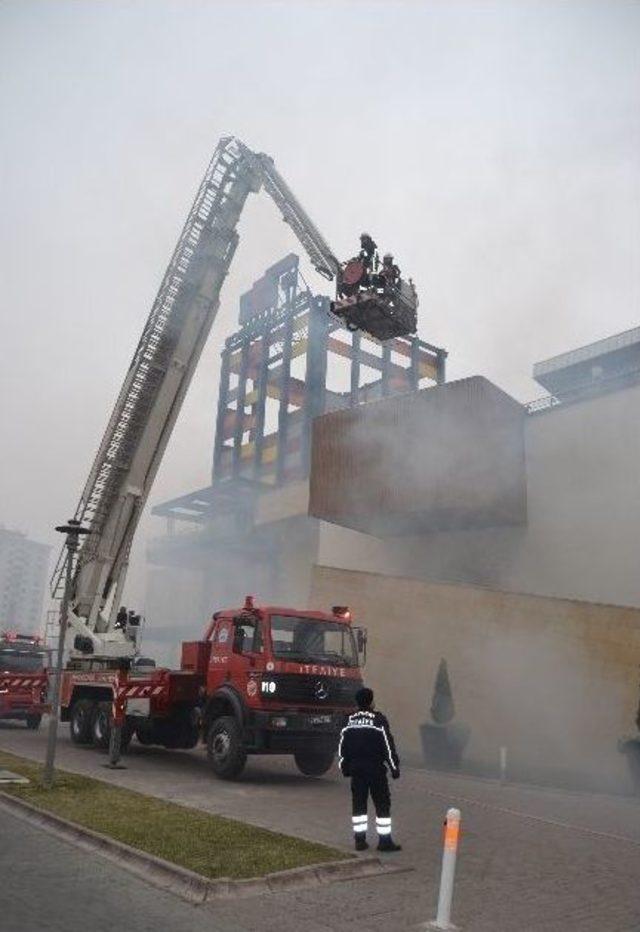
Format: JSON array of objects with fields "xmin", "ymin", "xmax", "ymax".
[{"xmin": 197, "ymin": 599, "xmax": 365, "ymax": 778}]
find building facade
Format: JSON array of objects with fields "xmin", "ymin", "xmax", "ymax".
[
  {"xmin": 312, "ymin": 325, "xmax": 640, "ymax": 609},
  {"xmin": 0, "ymin": 528, "xmax": 50, "ymax": 633},
  {"xmin": 149, "ymin": 278, "xmax": 640, "ymax": 619}
]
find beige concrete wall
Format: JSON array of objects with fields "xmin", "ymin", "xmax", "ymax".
[
  {"xmin": 255, "ymin": 480, "xmax": 310, "ymax": 526},
  {"xmin": 317, "ymin": 522, "xmax": 420, "ymax": 579},
  {"xmin": 310, "ymin": 564, "xmax": 640, "ymax": 791},
  {"xmin": 515, "ymin": 382, "xmax": 640, "ymax": 606},
  {"xmin": 266, "ymin": 517, "xmax": 321, "ymax": 607}
]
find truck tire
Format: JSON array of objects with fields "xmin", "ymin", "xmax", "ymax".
[
  {"xmin": 25, "ymin": 714, "xmax": 42, "ymax": 730},
  {"xmin": 91, "ymin": 705, "xmax": 134, "ymax": 753},
  {"xmin": 70, "ymin": 699, "xmax": 95, "ymax": 745},
  {"xmin": 294, "ymin": 750, "xmax": 335, "ymax": 777},
  {"xmin": 91, "ymin": 701, "xmax": 112, "ymax": 750},
  {"xmin": 207, "ymin": 715, "xmax": 247, "ymax": 780},
  {"xmin": 135, "ymin": 721, "xmax": 155, "ymax": 746}
]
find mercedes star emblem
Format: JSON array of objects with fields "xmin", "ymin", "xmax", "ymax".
[{"xmin": 314, "ymin": 680, "xmax": 329, "ymax": 700}]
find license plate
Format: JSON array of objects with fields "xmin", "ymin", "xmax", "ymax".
[{"xmin": 309, "ymin": 715, "xmax": 332, "ymax": 725}]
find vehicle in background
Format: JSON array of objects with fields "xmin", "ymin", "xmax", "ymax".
[{"xmin": 0, "ymin": 631, "xmax": 48, "ymax": 729}]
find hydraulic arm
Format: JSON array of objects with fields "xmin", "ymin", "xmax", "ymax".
[{"xmin": 246, "ymin": 148, "xmax": 341, "ymax": 280}]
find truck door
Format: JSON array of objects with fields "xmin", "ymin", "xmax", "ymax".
[
  {"xmin": 208, "ymin": 617, "xmax": 234, "ymax": 693},
  {"xmin": 228, "ymin": 615, "xmax": 264, "ymax": 704},
  {"xmin": 208, "ymin": 615, "xmax": 264, "ymax": 699}
]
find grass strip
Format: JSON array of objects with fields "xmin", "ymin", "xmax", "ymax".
[{"xmin": 0, "ymin": 750, "xmax": 348, "ymax": 879}]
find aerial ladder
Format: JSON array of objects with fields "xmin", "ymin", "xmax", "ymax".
[{"xmin": 49, "ymin": 136, "xmax": 419, "ymax": 664}]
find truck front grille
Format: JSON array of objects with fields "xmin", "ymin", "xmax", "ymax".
[{"xmin": 262, "ymin": 673, "xmax": 361, "ymax": 707}]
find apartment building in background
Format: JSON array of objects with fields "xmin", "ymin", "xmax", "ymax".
[{"xmin": 0, "ymin": 527, "xmax": 50, "ymax": 632}]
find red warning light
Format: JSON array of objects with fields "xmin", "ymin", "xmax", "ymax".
[{"xmin": 332, "ymin": 606, "xmax": 351, "ymax": 620}]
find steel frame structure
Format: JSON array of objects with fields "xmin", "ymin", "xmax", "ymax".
[{"xmin": 154, "ymin": 255, "xmax": 447, "ymax": 525}]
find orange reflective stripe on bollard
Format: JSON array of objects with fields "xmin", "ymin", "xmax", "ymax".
[{"xmin": 444, "ymin": 815, "xmax": 460, "ymax": 851}]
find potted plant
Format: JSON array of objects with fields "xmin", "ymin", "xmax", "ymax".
[{"xmin": 420, "ymin": 658, "xmax": 470, "ymax": 770}]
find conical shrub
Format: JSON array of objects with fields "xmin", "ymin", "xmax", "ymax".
[{"xmin": 430, "ymin": 658, "xmax": 455, "ymax": 725}]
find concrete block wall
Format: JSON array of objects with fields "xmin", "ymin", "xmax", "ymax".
[{"xmin": 310, "ymin": 564, "xmax": 640, "ymax": 792}]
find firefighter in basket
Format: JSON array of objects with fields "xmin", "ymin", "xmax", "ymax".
[
  {"xmin": 378, "ymin": 252, "xmax": 401, "ymax": 290},
  {"xmin": 359, "ymin": 232, "xmax": 378, "ymax": 272},
  {"xmin": 338, "ymin": 686, "xmax": 402, "ymax": 852}
]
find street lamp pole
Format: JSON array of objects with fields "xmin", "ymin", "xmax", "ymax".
[{"xmin": 43, "ymin": 518, "xmax": 89, "ymax": 788}]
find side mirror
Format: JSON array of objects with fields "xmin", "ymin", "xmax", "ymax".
[{"xmin": 355, "ymin": 627, "xmax": 368, "ymax": 666}]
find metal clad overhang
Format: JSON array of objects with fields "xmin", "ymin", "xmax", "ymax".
[
  {"xmin": 309, "ymin": 376, "xmax": 527, "ymax": 536},
  {"xmin": 533, "ymin": 328, "xmax": 640, "ymax": 396},
  {"xmin": 534, "ymin": 326, "xmax": 640, "ymax": 380}
]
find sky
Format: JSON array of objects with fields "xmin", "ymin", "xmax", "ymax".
[{"xmin": 1, "ymin": 0, "xmax": 638, "ymax": 618}]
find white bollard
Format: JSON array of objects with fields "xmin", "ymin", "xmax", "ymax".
[
  {"xmin": 500, "ymin": 746, "xmax": 508, "ymax": 785},
  {"xmin": 427, "ymin": 807, "xmax": 461, "ymax": 931}
]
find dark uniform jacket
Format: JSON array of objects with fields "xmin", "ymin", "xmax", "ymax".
[{"xmin": 338, "ymin": 710, "xmax": 400, "ymax": 778}]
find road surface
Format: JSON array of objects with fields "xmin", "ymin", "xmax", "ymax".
[{"xmin": 1, "ymin": 720, "xmax": 640, "ymax": 931}]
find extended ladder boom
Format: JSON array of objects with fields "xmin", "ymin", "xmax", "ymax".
[{"xmin": 50, "ymin": 136, "xmax": 341, "ymax": 657}]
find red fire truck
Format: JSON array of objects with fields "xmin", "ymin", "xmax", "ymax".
[
  {"xmin": 0, "ymin": 631, "xmax": 48, "ymax": 730},
  {"xmin": 0, "ymin": 600, "xmax": 365, "ymax": 779}
]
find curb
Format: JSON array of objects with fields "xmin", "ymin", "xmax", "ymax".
[{"xmin": 0, "ymin": 791, "xmax": 389, "ymax": 903}]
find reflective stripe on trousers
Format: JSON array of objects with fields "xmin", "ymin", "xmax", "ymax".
[
  {"xmin": 352, "ymin": 814, "xmax": 368, "ymax": 834},
  {"xmin": 351, "ymin": 815, "xmax": 393, "ymax": 836}
]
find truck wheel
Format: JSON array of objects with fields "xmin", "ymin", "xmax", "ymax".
[
  {"xmin": 294, "ymin": 750, "xmax": 335, "ymax": 777},
  {"xmin": 91, "ymin": 702, "xmax": 112, "ymax": 750},
  {"xmin": 135, "ymin": 722, "xmax": 155, "ymax": 746},
  {"xmin": 70, "ymin": 700, "xmax": 95, "ymax": 745},
  {"xmin": 25, "ymin": 714, "xmax": 42, "ymax": 730},
  {"xmin": 207, "ymin": 715, "xmax": 247, "ymax": 780}
]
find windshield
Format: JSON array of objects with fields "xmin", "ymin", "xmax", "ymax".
[
  {"xmin": 270, "ymin": 615, "xmax": 358, "ymax": 666},
  {"xmin": 0, "ymin": 649, "xmax": 46, "ymax": 673}
]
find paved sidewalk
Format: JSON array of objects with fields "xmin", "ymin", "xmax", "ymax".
[
  {"xmin": 2, "ymin": 721, "xmax": 640, "ymax": 930},
  {"xmin": 0, "ymin": 809, "xmax": 240, "ymax": 932}
]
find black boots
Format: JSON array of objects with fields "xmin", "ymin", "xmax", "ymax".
[
  {"xmin": 377, "ymin": 837, "xmax": 402, "ymax": 852},
  {"xmin": 355, "ymin": 836, "xmax": 402, "ymax": 851}
]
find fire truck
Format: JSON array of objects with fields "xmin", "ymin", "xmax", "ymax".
[
  {"xmin": 0, "ymin": 631, "xmax": 48, "ymax": 730},
  {"xmin": 0, "ymin": 135, "xmax": 414, "ymax": 777},
  {"xmin": 58, "ymin": 598, "xmax": 364, "ymax": 778}
]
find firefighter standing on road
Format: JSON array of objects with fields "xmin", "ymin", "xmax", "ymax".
[{"xmin": 338, "ymin": 687, "xmax": 402, "ymax": 852}]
